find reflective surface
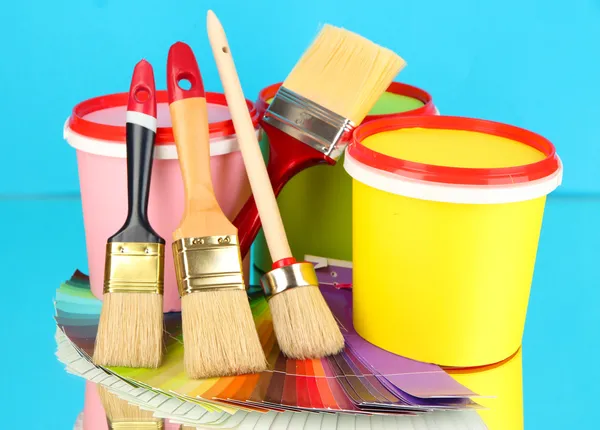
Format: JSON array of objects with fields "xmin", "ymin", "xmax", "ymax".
[{"xmin": 1, "ymin": 195, "xmax": 597, "ymax": 429}]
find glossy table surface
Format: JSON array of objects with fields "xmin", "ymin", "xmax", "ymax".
[{"xmin": 0, "ymin": 196, "xmax": 596, "ymax": 429}]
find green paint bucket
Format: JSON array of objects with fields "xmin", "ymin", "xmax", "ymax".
[{"xmin": 251, "ymin": 82, "xmax": 438, "ymax": 281}]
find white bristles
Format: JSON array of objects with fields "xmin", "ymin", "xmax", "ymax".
[
  {"xmin": 181, "ymin": 290, "xmax": 267, "ymax": 378},
  {"xmin": 93, "ymin": 293, "xmax": 163, "ymax": 368},
  {"xmin": 283, "ymin": 24, "xmax": 406, "ymax": 125},
  {"xmin": 269, "ymin": 286, "xmax": 345, "ymax": 360}
]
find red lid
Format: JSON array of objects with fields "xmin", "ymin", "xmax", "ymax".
[
  {"xmin": 68, "ymin": 91, "xmax": 259, "ymax": 144},
  {"xmin": 255, "ymin": 81, "xmax": 437, "ymax": 118},
  {"xmin": 348, "ymin": 115, "xmax": 560, "ymax": 186}
]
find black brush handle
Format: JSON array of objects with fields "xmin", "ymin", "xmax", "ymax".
[{"xmin": 109, "ymin": 122, "xmax": 164, "ymax": 244}]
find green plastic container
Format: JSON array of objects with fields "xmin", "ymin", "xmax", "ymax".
[{"xmin": 251, "ymin": 82, "xmax": 438, "ymax": 281}]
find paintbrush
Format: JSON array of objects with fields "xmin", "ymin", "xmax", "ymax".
[
  {"xmin": 97, "ymin": 384, "xmax": 164, "ymax": 429},
  {"xmin": 207, "ymin": 10, "xmax": 344, "ymax": 359},
  {"xmin": 232, "ymin": 23, "xmax": 406, "ymax": 258},
  {"xmin": 167, "ymin": 41, "xmax": 267, "ymax": 378},
  {"xmin": 93, "ymin": 59, "xmax": 165, "ymax": 368}
]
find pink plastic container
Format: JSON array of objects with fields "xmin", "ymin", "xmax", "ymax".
[{"xmin": 64, "ymin": 91, "xmax": 259, "ymax": 312}]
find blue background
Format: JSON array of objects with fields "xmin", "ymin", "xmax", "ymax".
[{"xmin": 0, "ymin": 0, "xmax": 597, "ymax": 428}]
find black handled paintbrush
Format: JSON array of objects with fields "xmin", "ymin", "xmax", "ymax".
[{"xmin": 93, "ymin": 59, "xmax": 165, "ymax": 368}]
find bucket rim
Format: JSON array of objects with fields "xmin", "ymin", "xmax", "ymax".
[
  {"xmin": 67, "ymin": 91, "xmax": 259, "ymax": 145},
  {"xmin": 347, "ymin": 115, "xmax": 561, "ymax": 187},
  {"xmin": 255, "ymin": 81, "xmax": 437, "ymax": 118}
]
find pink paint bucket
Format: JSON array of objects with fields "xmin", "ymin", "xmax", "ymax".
[{"xmin": 64, "ymin": 91, "xmax": 259, "ymax": 312}]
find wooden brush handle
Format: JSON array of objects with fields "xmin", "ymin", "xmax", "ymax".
[
  {"xmin": 167, "ymin": 42, "xmax": 236, "ymax": 239},
  {"xmin": 207, "ymin": 10, "xmax": 292, "ymax": 263},
  {"xmin": 110, "ymin": 60, "xmax": 163, "ymax": 244}
]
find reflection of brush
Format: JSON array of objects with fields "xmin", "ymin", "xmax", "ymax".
[
  {"xmin": 167, "ymin": 41, "xmax": 266, "ymax": 378},
  {"xmin": 207, "ymin": 10, "xmax": 344, "ymax": 360},
  {"xmin": 97, "ymin": 384, "xmax": 164, "ymax": 429},
  {"xmin": 233, "ymin": 23, "xmax": 405, "ymax": 258},
  {"xmin": 93, "ymin": 59, "xmax": 165, "ymax": 368}
]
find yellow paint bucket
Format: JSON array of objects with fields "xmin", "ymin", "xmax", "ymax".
[
  {"xmin": 344, "ymin": 116, "xmax": 563, "ymax": 367},
  {"xmin": 447, "ymin": 349, "xmax": 523, "ymax": 430}
]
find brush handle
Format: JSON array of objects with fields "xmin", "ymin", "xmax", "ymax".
[
  {"xmin": 167, "ymin": 42, "xmax": 234, "ymax": 239},
  {"xmin": 233, "ymin": 123, "xmax": 334, "ymax": 259},
  {"xmin": 109, "ymin": 60, "xmax": 163, "ymax": 244},
  {"xmin": 207, "ymin": 10, "xmax": 293, "ymax": 263}
]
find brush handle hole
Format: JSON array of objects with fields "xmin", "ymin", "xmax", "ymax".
[
  {"xmin": 222, "ymin": 46, "xmax": 229, "ymax": 53},
  {"xmin": 134, "ymin": 87, "xmax": 150, "ymax": 103},
  {"xmin": 177, "ymin": 73, "xmax": 195, "ymax": 91}
]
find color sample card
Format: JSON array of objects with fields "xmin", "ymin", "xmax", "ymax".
[{"xmin": 55, "ymin": 269, "xmax": 485, "ymax": 428}]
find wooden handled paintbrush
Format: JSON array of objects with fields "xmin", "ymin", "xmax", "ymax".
[
  {"xmin": 232, "ymin": 23, "xmax": 406, "ymax": 259},
  {"xmin": 97, "ymin": 384, "xmax": 164, "ymax": 429},
  {"xmin": 207, "ymin": 11, "xmax": 344, "ymax": 360},
  {"xmin": 167, "ymin": 41, "xmax": 267, "ymax": 379},
  {"xmin": 93, "ymin": 59, "xmax": 165, "ymax": 369}
]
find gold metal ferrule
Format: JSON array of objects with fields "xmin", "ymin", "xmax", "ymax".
[
  {"xmin": 260, "ymin": 262, "xmax": 319, "ymax": 299},
  {"xmin": 172, "ymin": 235, "xmax": 245, "ymax": 296},
  {"xmin": 108, "ymin": 421, "xmax": 164, "ymax": 429},
  {"xmin": 103, "ymin": 242, "xmax": 165, "ymax": 294}
]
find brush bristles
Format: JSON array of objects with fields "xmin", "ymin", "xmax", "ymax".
[
  {"xmin": 282, "ymin": 24, "xmax": 405, "ymax": 125},
  {"xmin": 182, "ymin": 289, "xmax": 267, "ymax": 378},
  {"xmin": 93, "ymin": 293, "xmax": 163, "ymax": 368},
  {"xmin": 269, "ymin": 286, "xmax": 345, "ymax": 359},
  {"xmin": 96, "ymin": 384, "xmax": 158, "ymax": 422}
]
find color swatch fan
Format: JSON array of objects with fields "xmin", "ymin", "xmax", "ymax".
[{"xmin": 54, "ymin": 265, "xmax": 488, "ymax": 429}]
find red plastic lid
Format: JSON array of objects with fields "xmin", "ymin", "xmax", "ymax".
[
  {"xmin": 348, "ymin": 115, "xmax": 560, "ymax": 186},
  {"xmin": 255, "ymin": 81, "xmax": 437, "ymax": 118},
  {"xmin": 68, "ymin": 91, "xmax": 259, "ymax": 144}
]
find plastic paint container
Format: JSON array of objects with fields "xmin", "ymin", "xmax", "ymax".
[
  {"xmin": 251, "ymin": 82, "xmax": 438, "ymax": 280},
  {"xmin": 64, "ymin": 91, "xmax": 259, "ymax": 312},
  {"xmin": 345, "ymin": 115, "xmax": 562, "ymax": 367},
  {"xmin": 447, "ymin": 349, "xmax": 524, "ymax": 430}
]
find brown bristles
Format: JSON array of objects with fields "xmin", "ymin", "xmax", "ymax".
[
  {"xmin": 93, "ymin": 293, "xmax": 163, "ymax": 368},
  {"xmin": 181, "ymin": 290, "xmax": 267, "ymax": 379},
  {"xmin": 96, "ymin": 384, "xmax": 162, "ymax": 425},
  {"xmin": 269, "ymin": 286, "xmax": 344, "ymax": 360},
  {"xmin": 282, "ymin": 24, "xmax": 406, "ymax": 125}
]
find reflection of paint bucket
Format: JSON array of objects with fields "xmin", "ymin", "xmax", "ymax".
[
  {"xmin": 447, "ymin": 349, "xmax": 524, "ymax": 430},
  {"xmin": 83, "ymin": 381, "xmax": 108, "ymax": 430},
  {"xmin": 82, "ymin": 381, "xmax": 180, "ymax": 430},
  {"xmin": 345, "ymin": 116, "xmax": 562, "ymax": 367},
  {"xmin": 64, "ymin": 92, "xmax": 259, "ymax": 312},
  {"xmin": 251, "ymin": 82, "xmax": 438, "ymax": 280}
]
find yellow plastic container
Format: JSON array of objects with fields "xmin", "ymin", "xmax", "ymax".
[
  {"xmin": 251, "ymin": 82, "xmax": 438, "ymax": 281},
  {"xmin": 447, "ymin": 349, "xmax": 524, "ymax": 430},
  {"xmin": 344, "ymin": 116, "xmax": 562, "ymax": 367}
]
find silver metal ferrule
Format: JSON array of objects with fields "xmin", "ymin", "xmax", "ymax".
[
  {"xmin": 262, "ymin": 86, "xmax": 355, "ymax": 160},
  {"xmin": 260, "ymin": 262, "xmax": 319, "ymax": 299}
]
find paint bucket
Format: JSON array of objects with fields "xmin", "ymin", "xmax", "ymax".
[
  {"xmin": 64, "ymin": 91, "xmax": 259, "ymax": 312},
  {"xmin": 345, "ymin": 115, "xmax": 562, "ymax": 367},
  {"xmin": 447, "ymin": 349, "xmax": 524, "ymax": 430},
  {"xmin": 251, "ymin": 82, "xmax": 438, "ymax": 281}
]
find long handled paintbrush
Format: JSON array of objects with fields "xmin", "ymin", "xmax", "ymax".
[
  {"xmin": 97, "ymin": 384, "xmax": 164, "ymax": 429},
  {"xmin": 232, "ymin": 23, "xmax": 405, "ymax": 258},
  {"xmin": 167, "ymin": 41, "xmax": 267, "ymax": 378},
  {"xmin": 207, "ymin": 10, "xmax": 344, "ymax": 359},
  {"xmin": 93, "ymin": 59, "xmax": 165, "ymax": 368}
]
